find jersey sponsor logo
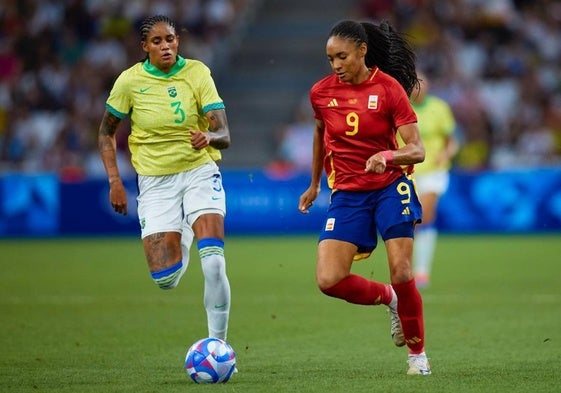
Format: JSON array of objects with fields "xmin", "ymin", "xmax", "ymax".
[
  {"xmin": 211, "ymin": 196, "xmax": 221, "ymax": 201},
  {"xmin": 348, "ymin": 98, "xmax": 357, "ymax": 104},
  {"xmin": 327, "ymin": 98, "xmax": 338, "ymax": 107},
  {"xmin": 139, "ymin": 86, "xmax": 152, "ymax": 93},
  {"xmin": 368, "ymin": 94, "xmax": 379, "ymax": 109},
  {"xmin": 325, "ymin": 217, "xmax": 335, "ymax": 231},
  {"xmin": 402, "ymin": 207, "xmax": 410, "ymax": 215}
]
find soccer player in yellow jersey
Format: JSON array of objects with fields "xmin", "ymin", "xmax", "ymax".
[
  {"xmin": 410, "ymin": 72, "xmax": 458, "ymax": 289},
  {"xmin": 98, "ymin": 15, "xmax": 232, "ymax": 342}
]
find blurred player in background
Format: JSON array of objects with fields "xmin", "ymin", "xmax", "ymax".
[
  {"xmin": 410, "ymin": 72, "xmax": 458, "ymax": 289},
  {"xmin": 98, "ymin": 15, "xmax": 232, "ymax": 342},
  {"xmin": 299, "ymin": 19, "xmax": 431, "ymax": 375}
]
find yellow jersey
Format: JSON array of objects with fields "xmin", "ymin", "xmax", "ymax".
[
  {"xmin": 411, "ymin": 95, "xmax": 456, "ymax": 174},
  {"xmin": 106, "ymin": 56, "xmax": 223, "ymax": 176}
]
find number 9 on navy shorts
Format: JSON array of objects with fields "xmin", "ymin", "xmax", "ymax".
[{"xmin": 318, "ymin": 174, "xmax": 422, "ymax": 254}]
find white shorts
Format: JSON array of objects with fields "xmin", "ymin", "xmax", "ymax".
[
  {"xmin": 137, "ymin": 162, "xmax": 226, "ymax": 239},
  {"xmin": 414, "ymin": 170, "xmax": 450, "ymax": 196}
]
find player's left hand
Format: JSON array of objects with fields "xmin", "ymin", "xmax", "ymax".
[{"xmin": 190, "ymin": 130, "xmax": 211, "ymax": 150}]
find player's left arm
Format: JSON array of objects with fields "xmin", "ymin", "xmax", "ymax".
[
  {"xmin": 365, "ymin": 123, "xmax": 425, "ymax": 174},
  {"xmin": 395, "ymin": 122, "xmax": 425, "ymax": 165},
  {"xmin": 190, "ymin": 108, "xmax": 231, "ymax": 150}
]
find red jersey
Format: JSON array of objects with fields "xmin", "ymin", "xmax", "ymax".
[{"xmin": 310, "ymin": 68, "xmax": 417, "ymax": 191}]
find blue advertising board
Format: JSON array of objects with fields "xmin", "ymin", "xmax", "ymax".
[
  {"xmin": 1, "ymin": 168, "xmax": 560, "ymax": 237},
  {"xmin": 437, "ymin": 168, "xmax": 561, "ymax": 232},
  {"xmin": 0, "ymin": 173, "xmax": 59, "ymax": 236}
]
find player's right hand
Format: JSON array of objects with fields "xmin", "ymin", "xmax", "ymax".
[
  {"xmin": 109, "ymin": 181, "xmax": 128, "ymax": 215},
  {"xmin": 298, "ymin": 187, "xmax": 319, "ymax": 214}
]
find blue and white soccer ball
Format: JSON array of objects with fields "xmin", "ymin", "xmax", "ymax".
[{"xmin": 184, "ymin": 337, "xmax": 236, "ymax": 383}]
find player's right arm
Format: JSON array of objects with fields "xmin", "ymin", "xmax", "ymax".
[
  {"xmin": 98, "ymin": 110, "xmax": 128, "ymax": 215},
  {"xmin": 299, "ymin": 118, "xmax": 325, "ymax": 214}
]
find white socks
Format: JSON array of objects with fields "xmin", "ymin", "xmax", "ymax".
[
  {"xmin": 414, "ymin": 226, "xmax": 437, "ymax": 276},
  {"xmin": 199, "ymin": 240, "xmax": 230, "ymax": 340}
]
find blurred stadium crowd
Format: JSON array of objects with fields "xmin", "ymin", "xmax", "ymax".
[
  {"xmin": 1, "ymin": 0, "xmax": 560, "ymax": 179},
  {"xmin": 355, "ymin": 0, "xmax": 561, "ymax": 170},
  {"xmin": 0, "ymin": 0, "xmax": 249, "ymax": 179}
]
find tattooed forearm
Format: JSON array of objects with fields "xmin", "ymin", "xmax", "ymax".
[
  {"xmin": 98, "ymin": 111, "xmax": 122, "ymax": 182},
  {"xmin": 207, "ymin": 109, "xmax": 231, "ymax": 149},
  {"xmin": 99, "ymin": 112, "xmax": 121, "ymax": 142}
]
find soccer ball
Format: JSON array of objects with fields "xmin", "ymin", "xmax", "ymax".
[{"xmin": 184, "ymin": 337, "xmax": 236, "ymax": 383}]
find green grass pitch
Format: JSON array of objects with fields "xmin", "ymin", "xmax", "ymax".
[{"xmin": 1, "ymin": 235, "xmax": 560, "ymax": 392}]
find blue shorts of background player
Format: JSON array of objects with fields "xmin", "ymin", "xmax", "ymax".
[{"xmin": 319, "ymin": 174, "xmax": 423, "ymax": 260}]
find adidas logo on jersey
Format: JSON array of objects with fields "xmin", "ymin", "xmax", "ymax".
[{"xmin": 327, "ymin": 98, "xmax": 338, "ymax": 107}]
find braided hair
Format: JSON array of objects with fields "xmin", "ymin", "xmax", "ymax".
[
  {"xmin": 328, "ymin": 20, "xmax": 419, "ymax": 96},
  {"xmin": 139, "ymin": 14, "xmax": 176, "ymax": 42}
]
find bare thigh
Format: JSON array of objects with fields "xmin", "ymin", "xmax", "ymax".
[{"xmin": 316, "ymin": 239, "xmax": 357, "ymax": 290}]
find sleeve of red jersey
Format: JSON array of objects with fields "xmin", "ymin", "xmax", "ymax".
[{"xmin": 390, "ymin": 84, "xmax": 418, "ymax": 129}]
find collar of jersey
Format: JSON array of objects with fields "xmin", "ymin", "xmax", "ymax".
[{"xmin": 143, "ymin": 55, "xmax": 186, "ymax": 78}]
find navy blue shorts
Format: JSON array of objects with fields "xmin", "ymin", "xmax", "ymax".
[{"xmin": 318, "ymin": 174, "xmax": 422, "ymax": 259}]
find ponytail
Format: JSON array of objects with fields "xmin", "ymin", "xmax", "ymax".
[
  {"xmin": 329, "ymin": 20, "xmax": 419, "ymax": 95},
  {"xmin": 364, "ymin": 21, "xmax": 418, "ymax": 96}
]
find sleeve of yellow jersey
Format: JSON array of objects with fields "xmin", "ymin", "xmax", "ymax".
[
  {"xmin": 105, "ymin": 70, "xmax": 132, "ymax": 119},
  {"xmin": 197, "ymin": 63, "xmax": 225, "ymax": 162}
]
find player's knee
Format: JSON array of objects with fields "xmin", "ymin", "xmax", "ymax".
[
  {"xmin": 316, "ymin": 267, "xmax": 344, "ymax": 293},
  {"xmin": 317, "ymin": 279, "xmax": 330, "ymax": 294},
  {"xmin": 150, "ymin": 260, "xmax": 185, "ymax": 290},
  {"xmin": 199, "ymin": 238, "xmax": 226, "ymax": 281},
  {"xmin": 319, "ymin": 280, "xmax": 343, "ymax": 298}
]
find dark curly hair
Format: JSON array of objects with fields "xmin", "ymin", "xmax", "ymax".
[
  {"xmin": 139, "ymin": 14, "xmax": 176, "ymax": 42},
  {"xmin": 328, "ymin": 20, "xmax": 419, "ymax": 95}
]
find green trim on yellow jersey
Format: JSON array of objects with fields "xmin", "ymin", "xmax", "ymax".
[
  {"xmin": 106, "ymin": 56, "xmax": 225, "ymax": 175},
  {"xmin": 106, "ymin": 103, "xmax": 127, "ymax": 119},
  {"xmin": 203, "ymin": 102, "xmax": 226, "ymax": 113},
  {"xmin": 142, "ymin": 56, "xmax": 186, "ymax": 78}
]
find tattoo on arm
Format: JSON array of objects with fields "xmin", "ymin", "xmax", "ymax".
[
  {"xmin": 207, "ymin": 109, "xmax": 231, "ymax": 149},
  {"xmin": 99, "ymin": 112, "xmax": 121, "ymax": 140},
  {"xmin": 98, "ymin": 112, "xmax": 123, "ymax": 181}
]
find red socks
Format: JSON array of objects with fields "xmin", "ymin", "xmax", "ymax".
[
  {"xmin": 322, "ymin": 276, "xmax": 426, "ymax": 354},
  {"xmin": 392, "ymin": 279, "xmax": 425, "ymax": 354},
  {"xmin": 321, "ymin": 274, "xmax": 392, "ymax": 305}
]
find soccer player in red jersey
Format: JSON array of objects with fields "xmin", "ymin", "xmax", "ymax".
[{"xmin": 299, "ymin": 20, "xmax": 430, "ymax": 375}]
